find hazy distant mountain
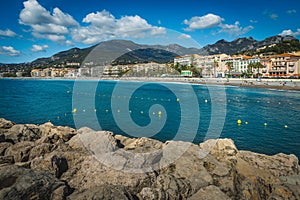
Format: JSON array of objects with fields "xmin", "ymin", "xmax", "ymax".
[{"xmin": 111, "ymin": 48, "xmax": 179, "ymax": 65}]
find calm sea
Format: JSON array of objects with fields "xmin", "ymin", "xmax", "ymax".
[{"xmin": 0, "ymin": 78, "xmax": 299, "ymax": 159}]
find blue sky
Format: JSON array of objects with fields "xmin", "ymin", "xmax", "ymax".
[{"xmin": 0, "ymin": 0, "xmax": 300, "ymax": 63}]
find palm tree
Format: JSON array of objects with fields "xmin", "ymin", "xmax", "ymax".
[
  {"xmin": 225, "ymin": 62, "xmax": 233, "ymax": 78},
  {"xmin": 247, "ymin": 63, "xmax": 255, "ymax": 78},
  {"xmin": 253, "ymin": 62, "xmax": 264, "ymax": 78},
  {"xmin": 206, "ymin": 66, "xmax": 212, "ymax": 78}
]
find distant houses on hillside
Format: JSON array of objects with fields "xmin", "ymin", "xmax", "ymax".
[
  {"xmin": 28, "ymin": 51, "xmax": 300, "ymax": 79},
  {"xmin": 174, "ymin": 51, "xmax": 300, "ymax": 78}
]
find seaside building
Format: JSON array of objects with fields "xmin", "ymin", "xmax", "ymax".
[
  {"xmin": 194, "ymin": 54, "xmax": 227, "ymax": 78},
  {"xmin": 174, "ymin": 55, "xmax": 194, "ymax": 67},
  {"xmin": 267, "ymin": 54, "xmax": 300, "ymax": 78}
]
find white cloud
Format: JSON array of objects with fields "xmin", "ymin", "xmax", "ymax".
[
  {"xmin": 279, "ymin": 29, "xmax": 300, "ymax": 37},
  {"xmin": 178, "ymin": 33, "xmax": 191, "ymax": 39},
  {"xmin": 183, "ymin": 13, "xmax": 223, "ymax": 31},
  {"xmin": 269, "ymin": 13, "xmax": 278, "ymax": 20},
  {"xmin": 31, "ymin": 44, "xmax": 49, "ymax": 52},
  {"xmin": 19, "ymin": 0, "xmax": 78, "ymax": 42},
  {"xmin": 72, "ymin": 10, "xmax": 166, "ymax": 45},
  {"xmin": 0, "ymin": 29, "xmax": 17, "ymax": 37},
  {"xmin": 287, "ymin": 9, "xmax": 296, "ymax": 14},
  {"xmin": 183, "ymin": 13, "xmax": 253, "ymax": 36},
  {"xmin": 219, "ymin": 21, "xmax": 253, "ymax": 36},
  {"xmin": 0, "ymin": 46, "xmax": 21, "ymax": 56},
  {"xmin": 250, "ymin": 19, "xmax": 258, "ymax": 23}
]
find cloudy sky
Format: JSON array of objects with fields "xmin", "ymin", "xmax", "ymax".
[{"xmin": 1, "ymin": 0, "xmax": 300, "ymax": 63}]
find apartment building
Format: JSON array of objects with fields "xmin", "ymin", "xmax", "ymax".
[{"xmin": 267, "ymin": 54, "xmax": 300, "ymax": 77}]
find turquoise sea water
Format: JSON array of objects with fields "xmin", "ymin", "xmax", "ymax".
[{"xmin": 0, "ymin": 79, "xmax": 299, "ymax": 159}]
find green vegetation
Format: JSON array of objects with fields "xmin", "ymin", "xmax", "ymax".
[
  {"xmin": 112, "ymin": 48, "xmax": 178, "ymax": 65},
  {"xmin": 172, "ymin": 63, "xmax": 202, "ymax": 77},
  {"xmin": 240, "ymin": 39, "xmax": 300, "ymax": 56},
  {"xmin": 225, "ymin": 62, "xmax": 233, "ymax": 78}
]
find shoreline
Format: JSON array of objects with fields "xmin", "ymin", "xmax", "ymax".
[{"xmin": 2, "ymin": 76, "xmax": 300, "ymax": 91}]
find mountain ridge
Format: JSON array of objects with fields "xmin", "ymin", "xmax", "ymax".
[{"xmin": 1, "ymin": 35, "xmax": 299, "ymax": 73}]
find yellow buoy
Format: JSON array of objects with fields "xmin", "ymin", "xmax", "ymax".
[
  {"xmin": 72, "ymin": 108, "xmax": 77, "ymax": 113},
  {"xmin": 237, "ymin": 119, "xmax": 242, "ymax": 124},
  {"xmin": 158, "ymin": 111, "xmax": 162, "ymax": 115}
]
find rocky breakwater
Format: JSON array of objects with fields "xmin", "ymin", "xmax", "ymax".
[{"xmin": 0, "ymin": 118, "xmax": 299, "ymax": 200}]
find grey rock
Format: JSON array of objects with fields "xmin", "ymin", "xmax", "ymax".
[
  {"xmin": 5, "ymin": 141, "xmax": 34, "ymax": 162},
  {"xmin": 51, "ymin": 155, "xmax": 68, "ymax": 178},
  {"xmin": 0, "ymin": 134, "xmax": 5, "ymax": 143},
  {"xmin": 5, "ymin": 124, "xmax": 41, "ymax": 143},
  {"xmin": 188, "ymin": 185, "xmax": 231, "ymax": 200},
  {"xmin": 0, "ymin": 118, "xmax": 15, "ymax": 129},
  {"xmin": 137, "ymin": 187, "xmax": 166, "ymax": 200},
  {"xmin": 29, "ymin": 143, "xmax": 55, "ymax": 160},
  {"xmin": 0, "ymin": 155, "xmax": 14, "ymax": 165},
  {"xmin": 0, "ymin": 165, "xmax": 71, "ymax": 200},
  {"xmin": 0, "ymin": 142, "xmax": 12, "ymax": 156},
  {"xmin": 67, "ymin": 185, "xmax": 134, "ymax": 200}
]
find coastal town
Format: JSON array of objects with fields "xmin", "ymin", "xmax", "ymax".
[{"xmin": 21, "ymin": 51, "xmax": 300, "ymax": 79}]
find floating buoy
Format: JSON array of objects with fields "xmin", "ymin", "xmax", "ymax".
[
  {"xmin": 67, "ymin": 91, "xmax": 70, "ymax": 94},
  {"xmin": 245, "ymin": 121, "xmax": 249, "ymax": 125},
  {"xmin": 140, "ymin": 111, "xmax": 144, "ymax": 114},
  {"xmin": 264, "ymin": 123, "xmax": 268, "ymax": 126},
  {"xmin": 205, "ymin": 99, "xmax": 208, "ymax": 103},
  {"xmin": 72, "ymin": 108, "xmax": 77, "ymax": 113},
  {"xmin": 94, "ymin": 109, "xmax": 97, "ymax": 112},
  {"xmin": 129, "ymin": 110, "xmax": 132, "ymax": 113},
  {"xmin": 158, "ymin": 111, "xmax": 162, "ymax": 116},
  {"xmin": 105, "ymin": 109, "xmax": 109, "ymax": 113},
  {"xmin": 152, "ymin": 112, "xmax": 155, "ymax": 115},
  {"xmin": 117, "ymin": 109, "xmax": 120, "ymax": 113},
  {"xmin": 284, "ymin": 125, "xmax": 288, "ymax": 128},
  {"xmin": 237, "ymin": 119, "xmax": 242, "ymax": 124},
  {"xmin": 176, "ymin": 98, "xmax": 180, "ymax": 102},
  {"xmin": 83, "ymin": 109, "xmax": 86, "ymax": 112}
]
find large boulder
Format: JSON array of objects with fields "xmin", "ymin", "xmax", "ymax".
[
  {"xmin": 67, "ymin": 185, "xmax": 134, "ymax": 200},
  {"xmin": 0, "ymin": 165, "xmax": 71, "ymax": 200},
  {"xmin": 188, "ymin": 185, "xmax": 231, "ymax": 200},
  {"xmin": 0, "ymin": 118, "xmax": 14, "ymax": 130},
  {"xmin": 5, "ymin": 124, "xmax": 41, "ymax": 143},
  {"xmin": 5, "ymin": 141, "xmax": 34, "ymax": 162}
]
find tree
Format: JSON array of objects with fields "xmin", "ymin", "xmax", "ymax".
[
  {"xmin": 247, "ymin": 63, "xmax": 255, "ymax": 78},
  {"xmin": 225, "ymin": 62, "xmax": 233, "ymax": 78},
  {"xmin": 253, "ymin": 62, "xmax": 264, "ymax": 78}
]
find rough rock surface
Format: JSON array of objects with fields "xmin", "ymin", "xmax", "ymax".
[{"xmin": 0, "ymin": 118, "xmax": 299, "ymax": 199}]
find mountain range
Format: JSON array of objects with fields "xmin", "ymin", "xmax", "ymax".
[{"xmin": 1, "ymin": 35, "xmax": 300, "ymax": 71}]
